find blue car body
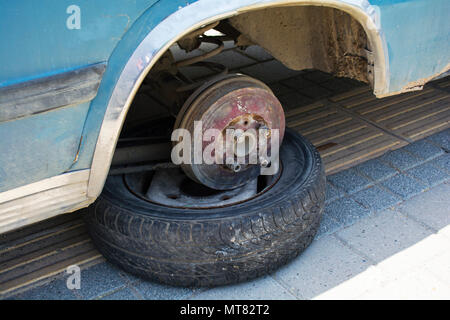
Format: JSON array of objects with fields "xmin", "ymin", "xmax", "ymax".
[{"xmin": 0, "ymin": 0, "xmax": 449, "ymax": 232}]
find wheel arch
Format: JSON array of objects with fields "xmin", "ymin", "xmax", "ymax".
[{"xmin": 86, "ymin": 0, "xmax": 389, "ymax": 200}]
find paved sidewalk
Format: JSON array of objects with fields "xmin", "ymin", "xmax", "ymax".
[{"xmin": 9, "ymin": 129, "xmax": 450, "ymax": 300}]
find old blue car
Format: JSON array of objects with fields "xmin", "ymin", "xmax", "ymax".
[{"xmin": 0, "ymin": 0, "xmax": 449, "ymax": 286}]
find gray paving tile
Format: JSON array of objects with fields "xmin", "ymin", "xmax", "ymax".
[
  {"xmin": 206, "ymin": 49, "xmax": 256, "ymax": 70},
  {"xmin": 75, "ymin": 262, "xmax": 128, "ymax": 300},
  {"xmin": 380, "ymin": 174, "xmax": 428, "ymax": 199},
  {"xmin": 268, "ymin": 82, "xmax": 293, "ymax": 96},
  {"xmin": 240, "ymin": 60, "xmax": 302, "ymax": 83},
  {"xmin": 350, "ymin": 185, "xmax": 402, "ymax": 212},
  {"xmin": 191, "ymin": 276, "xmax": 296, "ymax": 300},
  {"xmin": 277, "ymin": 92, "xmax": 313, "ymax": 111},
  {"xmin": 379, "ymin": 149, "xmax": 423, "ymax": 171},
  {"xmin": 301, "ymin": 70, "xmax": 334, "ymax": 84},
  {"xmin": 327, "ymin": 168, "xmax": 373, "ymax": 194},
  {"xmin": 357, "ymin": 268, "xmax": 450, "ymax": 299},
  {"xmin": 321, "ymin": 78, "xmax": 364, "ymax": 94},
  {"xmin": 316, "ymin": 209, "xmax": 340, "ymax": 238},
  {"xmin": 298, "ymin": 84, "xmax": 332, "ymax": 100},
  {"xmin": 132, "ymin": 280, "xmax": 196, "ymax": 300},
  {"xmin": 281, "ymin": 76, "xmax": 317, "ymax": 90},
  {"xmin": 221, "ymin": 40, "xmax": 237, "ymax": 50},
  {"xmin": 405, "ymin": 162, "xmax": 449, "ymax": 187},
  {"xmin": 343, "ymin": 78, "xmax": 366, "ymax": 88},
  {"xmin": 425, "ymin": 128, "xmax": 450, "ymax": 151},
  {"xmin": 428, "ymin": 153, "xmax": 450, "ymax": 174},
  {"xmin": 402, "ymin": 139, "xmax": 445, "ymax": 161},
  {"xmin": 423, "ymin": 251, "xmax": 450, "ymax": 287},
  {"xmin": 324, "ymin": 197, "xmax": 371, "ymax": 228},
  {"xmin": 16, "ymin": 278, "xmax": 78, "ymax": 300},
  {"xmin": 180, "ymin": 65, "xmax": 216, "ymax": 80},
  {"xmin": 100, "ymin": 287, "xmax": 140, "ymax": 300},
  {"xmin": 354, "ymin": 158, "xmax": 399, "ymax": 182},
  {"xmin": 336, "ymin": 210, "xmax": 433, "ymax": 263},
  {"xmin": 397, "ymin": 182, "xmax": 450, "ymax": 231},
  {"xmin": 325, "ymin": 181, "xmax": 343, "ymax": 203},
  {"xmin": 437, "ymin": 223, "xmax": 450, "ymax": 240},
  {"xmin": 238, "ymin": 45, "xmax": 273, "ymax": 61},
  {"xmin": 274, "ymin": 235, "xmax": 370, "ymax": 299},
  {"xmin": 116, "ymin": 268, "xmax": 143, "ymax": 284}
]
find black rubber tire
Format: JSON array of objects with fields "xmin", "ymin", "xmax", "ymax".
[{"xmin": 85, "ymin": 128, "xmax": 326, "ymax": 287}]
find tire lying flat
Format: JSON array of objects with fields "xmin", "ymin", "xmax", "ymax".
[{"xmin": 86, "ymin": 129, "xmax": 326, "ymax": 287}]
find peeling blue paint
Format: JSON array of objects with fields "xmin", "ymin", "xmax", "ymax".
[
  {"xmin": 370, "ymin": 0, "xmax": 450, "ymax": 91},
  {"xmin": 0, "ymin": 103, "xmax": 90, "ymax": 192}
]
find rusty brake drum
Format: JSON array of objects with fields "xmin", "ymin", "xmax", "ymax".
[{"xmin": 173, "ymin": 74, "xmax": 285, "ymax": 190}]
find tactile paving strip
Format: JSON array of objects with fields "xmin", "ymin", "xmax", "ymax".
[
  {"xmin": 286, "ymin": 100, "xmax": 407, "ymax": 174},
  {"xmin": 1, "ymin": 76, "xmax": 449, "ymax": 299},
  {"xmin": 330, "ymin": 85, "xmax": 450, "ymax": 142},
  {"xmin": 0, "ymin": 212, "xmax": 103, "ymax": 297}
]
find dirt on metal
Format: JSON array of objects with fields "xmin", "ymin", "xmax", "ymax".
[{"xmin": 229, "ymin": 6, "xmax": 369, "ymax": 83}]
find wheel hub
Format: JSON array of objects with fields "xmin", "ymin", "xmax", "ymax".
[{"xmin": 174, "ymin": 74, "xmax": 285, "ymax": 190}]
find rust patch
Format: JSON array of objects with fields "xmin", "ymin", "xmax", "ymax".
[{"xmin": 230, "ymin": 6, "xmax": 369, "ymax": 84}]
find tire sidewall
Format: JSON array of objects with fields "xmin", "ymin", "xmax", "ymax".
[{"xmin": 96, "ymin": 128, "xmax": 323, "ymax": 221}]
